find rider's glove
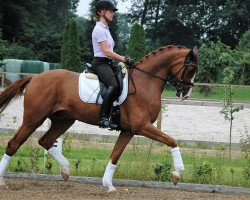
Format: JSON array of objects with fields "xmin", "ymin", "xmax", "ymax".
[{"xmin": 124, "ymin": 56, "xmax": 134, "ymax": 67}]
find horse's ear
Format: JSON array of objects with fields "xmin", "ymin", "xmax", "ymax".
[
  {"xmin": 192, "ymin": 45, "xmax": 198, "ymax": 56},
  {"xmin": 192, "ymin": 45, "xmax": 198, "ymax": 62}
]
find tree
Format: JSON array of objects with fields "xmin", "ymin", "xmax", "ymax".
[
  {"xmin": 75, "ymin": 17, "xmax": 92, "ymax": 63},
  {"xmin": 61, "ymin": 20, "xmax": 81, "ymax": 72},
  {"xmin": 125, "ymin": 0, "xmax": 200, "ymax": 48},
  {"xmin": 197, "ymin": 40, "xmax": 243, "ymax": 94},
  {"xmin": 126, "ymin": 24, "xmax": 146, "ymax": 62},
  {"xmin": 116, "ymin": 13, "xmax": 130, "ymax": 55},
  {"xmin": 220, "ymin": 67, "xmax": 243, "ymax": 159},
  {"xmin": 0, "ymin": 31, "xmax": 9, "ymax": 63},
  {"xmin": 1, "ymin": 1, "xmax": 80, "ymax": 62},
  {"xmin": 34, "ymin": 31, "xmax": 62, "ymax": 62},
  {"xmin": 236, "ymin": 30, "xmax": 250, "ymax": 84},
  {"xmin": 216, "ymin": 0, "xmax": 250, "ymax": 47},
  {"xmin": 46, "ymin": 0, "xmax": 80, "ymax": 30},
  {"xmin": 61, "ymin": 22, "xmax": 70, "ymax": 69},
  {"xmin": 0, "ymin": 30, "xmax": 36, "ymax": 61},
  {"xmin": 125, "ymin": 0, "xmax": 250, "ymax": 49}
]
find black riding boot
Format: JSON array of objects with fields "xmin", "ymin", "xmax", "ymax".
[{"xmin": 98, "ymin": 86, "xmax": 118, "ymax": 129}]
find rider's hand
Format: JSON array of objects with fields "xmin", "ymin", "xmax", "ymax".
[{"xmin": 124, "ymin": 56, "xmax": 134, "ymax": 67}]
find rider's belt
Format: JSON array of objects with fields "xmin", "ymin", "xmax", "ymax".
[{"xmin": 93, "ymin": 57, "xmax": 113, "ymax": 65}]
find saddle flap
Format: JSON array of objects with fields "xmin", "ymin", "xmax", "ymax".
[{"xmin": 78, "ymin": 70, "xmax": 128, "ymax": 106}]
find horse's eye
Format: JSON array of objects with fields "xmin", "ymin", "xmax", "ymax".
[
  {"xmin": 188, "ymin": 66, "xmax": 196, "ymax": 74},
  {"xmin": 189, "ymin": 68, "xmax": 195, "ymax": 73}
]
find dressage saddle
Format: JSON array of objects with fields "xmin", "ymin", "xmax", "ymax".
[
  {"xmin": 84, "ymin": 62, "xmax": 127, "ymax": 131},
  {"xmin": 85, "ymin": 62, "xmax": 126, "ymax": 103}
]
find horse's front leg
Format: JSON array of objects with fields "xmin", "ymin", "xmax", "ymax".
[
  {"xmin": 103, "ymin": 131, "xmax": 134, "ymax": 193},
  {"xmin": 139, "ymin": 122, "xmax": 184, "ymax": 185}
]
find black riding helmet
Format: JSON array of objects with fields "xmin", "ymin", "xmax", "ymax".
[{"xmin": 95, "ymin": 1, "xmax": 118, "ymax": 14}]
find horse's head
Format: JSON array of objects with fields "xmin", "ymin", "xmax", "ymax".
[{"xmin": 168, "ymin": 46, "xmax": 198, "ymax": 100}]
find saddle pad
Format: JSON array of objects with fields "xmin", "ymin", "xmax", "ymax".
[{"xmin": 78, "ymin": 70, "xmax": 128, "ymax": 105}]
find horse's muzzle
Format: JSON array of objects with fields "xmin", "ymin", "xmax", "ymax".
[{"xmin": 176, "ymin": 87, "xmax": 192, "ymax": 101}]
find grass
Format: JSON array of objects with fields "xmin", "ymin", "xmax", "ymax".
[
  {"xmin": 162, "ymin": 85, "xmax": 250, "ymax": 102},
  {"xmin": 0, "ymin": 140, "xmax": 249, "ymax": 188}
]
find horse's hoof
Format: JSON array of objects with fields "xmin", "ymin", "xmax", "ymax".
[
  {"xmin": 107, "ymin": 186, "xmax": 116, "ymax": 193},
  {"xmin": 61, "ymin": 166, "xmax": 70, "ymax": 182},
  {"xmin": 61, "ymin": 171, "xmax": 69, "ymax": 182},
  {"xmin": 171, "ymin": 171, "xmax": 181, "ymax": 185}
]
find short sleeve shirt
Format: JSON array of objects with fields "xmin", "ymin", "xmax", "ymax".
[{"xmin": 92, "ymin": 22, "xmax": 115, "ymax": 58}]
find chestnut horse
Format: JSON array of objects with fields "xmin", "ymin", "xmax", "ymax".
[{"xmin": 0, "ymin": 45, "xmax": 198, "ymax": 192}]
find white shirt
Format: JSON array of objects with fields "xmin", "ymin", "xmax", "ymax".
[{"xmin": 92, "ymin": 21, "xmax": 115, "ymax": 58}]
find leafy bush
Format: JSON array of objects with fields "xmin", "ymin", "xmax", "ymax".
[
  {"xmin": 0, "ymin": 35, "xmax": 9, "ymax": 62},
  {"xmin": 0, "ymin": 37, "xmax": 36, "ymax": 60},
  {"xmin": 240, "ymin": 135, "xmax": 250, "ymax": 180},
  {"xmin": 241, "ymin": 135, "xmax": 250, "ymax": 159},
  {"xmin": 193, "ymin": 161, "xmax": 213, "ymax": 184},
  {"xmin": 197, "ymin": 41, "xmax": 241, "ymax": 95},
  {"xmin": 154, "ymin": 157, "xmax": 172, "ymax": 182},
  {"xmin": 14, "ymin": 157, "xmax": 26, "ymax": 172},
  {"xmin": 45, "ymin": 154, "xmax": 53, "ymax": 174},
  {"xmin": 7, "ymin": 43, "xmax": 36, "ymax": 60},
  {"xmin": 28, "ymin": 146, "xmax": 40, "ymax": 173}
]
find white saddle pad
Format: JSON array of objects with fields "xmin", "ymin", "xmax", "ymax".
[{"xmin": 78, "ymin": 70, "xmax": 128, "ymax": 105}]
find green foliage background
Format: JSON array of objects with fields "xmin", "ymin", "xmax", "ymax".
[
  {"xmin": 0, "ymin": 0, "xmax": 249, "ymax": 86},
  {"xmin": 61, "ymin": 20, "xmax": 81, "ymax": 72},
  {"xmin": 126, "ymin": 24, "xmax": 146, "ymax": 62}
]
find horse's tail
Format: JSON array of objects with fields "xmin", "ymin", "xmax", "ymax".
[{"xmin": 0, "ymin": 76, "xmax": 33, "ymax": 114}]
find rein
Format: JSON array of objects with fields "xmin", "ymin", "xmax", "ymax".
[{"xmin": 128, "ymin": 51, "xmax": 198, "ymax": 95}]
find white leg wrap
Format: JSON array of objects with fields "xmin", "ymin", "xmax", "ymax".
[
  {"xmin": 0, "ymin": 154, "xmax": 12, "ymax": 183},
  {"xmin": 170, "ymin": 146, "xmax": 184, "ymax": 172},
  {"xmin": 102, "ymin": 160, "xmax": 116, "ymax": 192},
  {"xmin": 48, "ymin": 146, "xmax": 69, "ymax": 167},
  {"xmin": 48, "ymin": 147, "xmax": 70, "ymax": 180}
]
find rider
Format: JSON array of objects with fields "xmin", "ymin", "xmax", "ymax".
[{"xmin": 92, "ymin": 0, "xmax": 134, "ymax": 129}]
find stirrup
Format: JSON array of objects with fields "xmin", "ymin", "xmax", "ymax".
[{"xmin": 98, "ymin": 118, "xmax": 117, "ymax": 129}]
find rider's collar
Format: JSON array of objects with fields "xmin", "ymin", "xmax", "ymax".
[{"xmin": 97, "ymin": 21, "xmax": 109, "ymax": 29}]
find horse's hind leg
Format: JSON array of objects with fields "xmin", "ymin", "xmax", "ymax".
[
  {"xmin": 38, "ymin": 116, "xmax": 75, "ymax": 181},
  {"xmin": 103, "ymin": 131, "xmax": 134, "ymax": 192},
  {"xmin": 0, "ymin": 117, "xmax": 46, "ymax": 185}
]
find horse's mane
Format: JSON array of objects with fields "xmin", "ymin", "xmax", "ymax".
[{"xmin": 135, "ymin": 45, "xmax": 189, "ymax": 65}]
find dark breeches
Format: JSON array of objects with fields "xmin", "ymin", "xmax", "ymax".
[{"xmin": 91, "ymin": 57, "xmax": 118, "ymax": 89}]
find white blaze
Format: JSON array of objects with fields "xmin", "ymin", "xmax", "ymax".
[{"xmin": 181, "ymin": 73, "xmax": 196, "ymax": 101}]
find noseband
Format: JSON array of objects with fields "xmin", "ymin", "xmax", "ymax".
[{"xmin": 128, "ymin": 50, "xmax": 198, "ymax": 95}]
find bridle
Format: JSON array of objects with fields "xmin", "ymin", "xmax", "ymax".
[
  {"xmin": 167, "ymin": 55, "xmax": 198, "ymax": 92},
  {"xmin": 128, "ymin": 50, "xmax": 198, "ymax": 95}
]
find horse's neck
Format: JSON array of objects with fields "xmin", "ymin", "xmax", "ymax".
[{"xmin": 134, "ymin": 50, "xmax": 177, "ymax": 94}]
